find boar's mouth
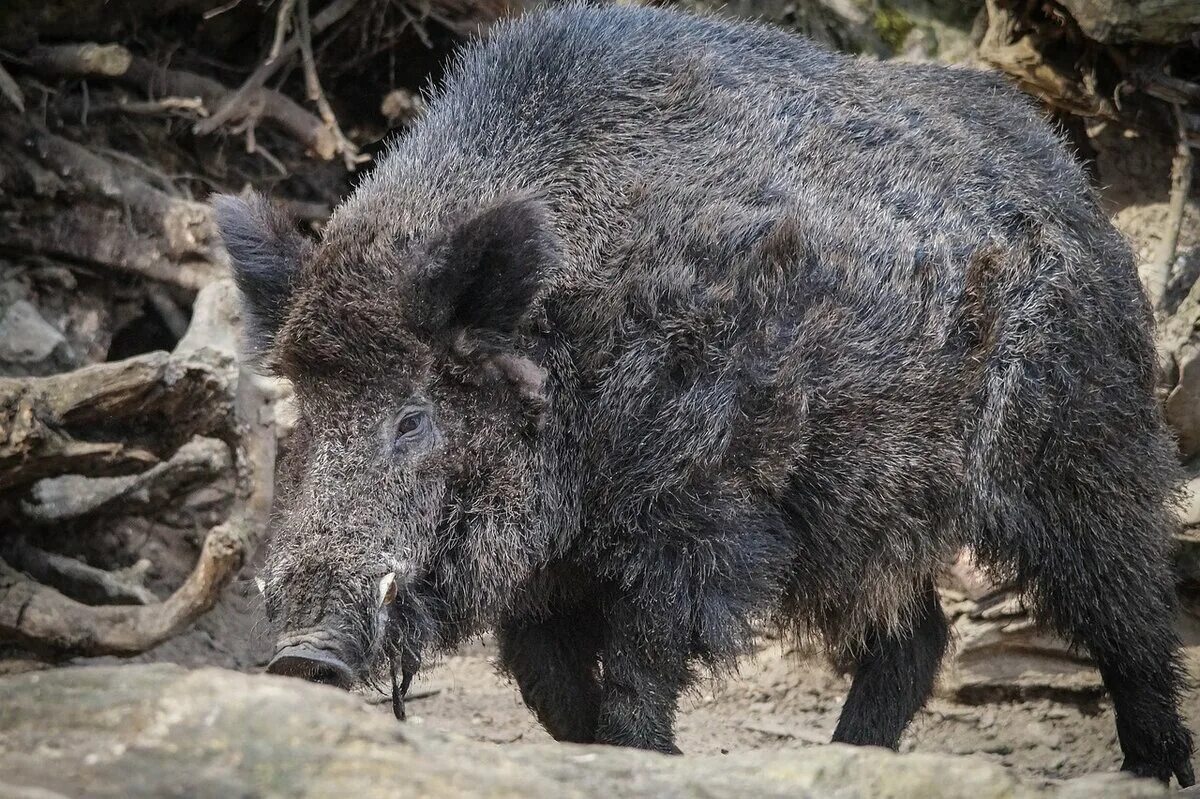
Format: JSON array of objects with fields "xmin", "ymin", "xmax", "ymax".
[{"xmin": 265, "ymin": 572, "xmax": 435, "ymax": 721}]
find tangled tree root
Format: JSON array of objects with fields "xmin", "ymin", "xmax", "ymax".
[{"xmin": 0, "ymin": 281, "xmax": 277, "ymax": 658}]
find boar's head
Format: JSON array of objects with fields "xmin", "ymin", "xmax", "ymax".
[{"xmin": 213, "ymin": 192, "xmax": 558, "ymax": 701}]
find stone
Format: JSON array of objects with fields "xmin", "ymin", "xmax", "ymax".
[
  {"xmin": 0, "ymin": 299, "xmax": 65, "ymax": 365},
  {"xmin": 0, "ymin": 664, "xmax": 1166, "ymax": 798},
  {"xmin": 1055, "ymin": 0, "xmax": 1200, "ymax": 43}
]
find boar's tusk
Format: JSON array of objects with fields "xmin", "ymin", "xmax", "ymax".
[
  {"xmin": 377, "ymin": 571, "xmax": 398, "ymax": 608},
  {"xmin": 254, "ymin": 576, "xmax": 266, "ymax": 595}
]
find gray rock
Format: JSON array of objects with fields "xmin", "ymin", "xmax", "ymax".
[
  {"xmin": 1055, "ymin": 0, "xmax": 1200, "ymax": 43},
  {"xmin": 940, "ymin": 597, "xmax": 1106, "ymax": 702},
  {"xmin": 0, "ymin": 664, "xmax": 1166, "ymax": 798},
  {"xmin": 0, "ymin": 300, "xmax": 65, "ymax": 364}
]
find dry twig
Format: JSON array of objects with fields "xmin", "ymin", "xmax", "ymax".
[
  {"xmin": 1149, "ymin": 104, "xmax": 1195, "ymax": 308},
  {"xmin": 28, "ymin": 43, "xmax": 342, "ymax": 161},
  {"xmin": 192, "ymin": 0, "xmax": 359, "ymax": 139},
  {"xmin": 0, "ymin": 62, "xmax": 25, "ymax": 112},
  {"xmin": 296, "ymin": 0, "xmax": 368, "ymax": 169},
  {"xmin": 71, "ymin": 95, "xmax": 208, "ymax": 118},
  {"xmin": 270, "ymin": 0, "xmax": 300, "ymax": 62}
]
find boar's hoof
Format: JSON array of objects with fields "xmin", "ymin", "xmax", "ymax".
[{"xmin": 267, "ymin": 644, "xmax": 355, "ymax": 689}]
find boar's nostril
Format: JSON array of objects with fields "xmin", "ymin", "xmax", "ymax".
[{"xmin": 266, "ymin": 644, "xmax": 355, "ymax": 690}]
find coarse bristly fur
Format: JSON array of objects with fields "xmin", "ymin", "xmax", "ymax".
[{"xmin": 213, "ymin": 2, "xmax": 1195, "ymax": 783}]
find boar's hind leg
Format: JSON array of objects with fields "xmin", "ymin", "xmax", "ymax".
[
  {"xmin": 973, "ymin": 418, "xmax": 1194, "ymax": 784},
  {"xmin": 831, "ymin": 580, "xmax": 949, "ymax": 749},
  {"xmin": 498, "ymin": 606, "xmax": 604, "ymax": 743},
  {"xmin": 995, "ymin": 513, "xmax": 1195, "ymax": 786}
]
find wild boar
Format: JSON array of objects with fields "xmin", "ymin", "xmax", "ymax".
[{"xmin": 214, "ymin": 2, "xmax": 1194, "ymax": 783}]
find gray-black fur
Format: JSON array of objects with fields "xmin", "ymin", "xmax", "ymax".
[{"xmin": 215, "ymin": 2, "xmax": 1194, "ymax": 783}]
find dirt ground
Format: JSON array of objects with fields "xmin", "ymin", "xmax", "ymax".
[{"xmin": 378, "ymin": 634, "xmax": 1200, "ymax": 787}]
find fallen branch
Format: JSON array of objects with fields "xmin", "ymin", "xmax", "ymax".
[
  {"xmin": 296, "ymin": 0, "xmax": 368, "ymax": 170},
  {"xmin": 0, "ymin": 62, "xmax": 25, "ymax": 112},
  {"xmin": 0, "ymin": 206, "xmax": 223, "ymax": 291},
  {"xmin": 22, "ymin": 437, "xmax": 232, "ymax": 522},
  {"xmin": 0, "ymin": 522, "xmax": 244, "ymax": 655},
  {"xmin": 192, "ymin": 0, "xmax": 360, "ymax": 146},
  {"xmin": 269, "ymin": 0, "xmax": 299, "ymax": 62},
  {"xmin": 0, "ymin": 117, "xmax": 226, "ymax": 290},
  {"xmin": 1, "ymin": 115, "xmax": 194, "ymax": 222},
  {"xmin": 0, "ymin": 283, "xmax": 241, "ymax": 491},
  {"xmin": 978, "ymin": 0, "xmax": 1118, "ymax": 120},
  {"xmin": 0, "ymin": 351, "xmax": 231, "ymax": 490},
  {"xmin": 2, "ymin": 541, "xmax": 157, "ymax": 606},
  {"xmin": 60, "ymin": 95, "xmax": 209, "ymax": 118},
  {"xmin": 24, "ymin": 42, "xmax": 132, "ymax": 77},
  {"xmin": 1141, "ymin": 73, "xmax": 1200, "ymax": 106}
]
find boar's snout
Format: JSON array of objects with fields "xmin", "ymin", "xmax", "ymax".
[{"xmin": 267, "ymin": 641, "xmax": 355, "ymax": 690}]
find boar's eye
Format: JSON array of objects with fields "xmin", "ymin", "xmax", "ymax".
[
  {"xmin": 397, "ymin": 412, "xmax": 423, "ymax": 436},
  {"xmin": 393, "ymin": 408, "xmax": 430, "ymax": 450}
]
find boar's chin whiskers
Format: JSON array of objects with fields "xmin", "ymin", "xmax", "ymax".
[{"xmin": 389, "ymin": 653, "xmax": 414, "ymax": 721}]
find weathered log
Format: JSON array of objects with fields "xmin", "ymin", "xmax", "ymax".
[
  {"xmin": 977, "ymin": 0, "xmax": 1118, "ymax": 121},
  {"xmin": 2, "ymin": 113, "xmax": 188, "ymax": 222},
  {"xmin": 0, "ymin": 349, "xmax": 233, "ymax": 490},
  {"xmin": 0, "ymin": 274, "xmax": 244, "ymax": 493},
  {"xmin": 0, "ymin": 522, "xmax": 245, "ymax": 655},
  {"xmin": 976, "ymin": 0, "xmax": 1200, "ymax": 163}
]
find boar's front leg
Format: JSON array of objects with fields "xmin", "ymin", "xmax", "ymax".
[
  {"xmin": 498, "ymin": 605, "xmax": 604, "ymax": 743},
  {"xmin": 594, "ymin": 592, "xmax": 689, "ymax": 754},
  {"xmin": 831, "ymin": 580, "xmax": 949, "ymax": 749}
]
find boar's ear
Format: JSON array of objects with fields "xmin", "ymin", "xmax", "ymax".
[
  {"xmin": 430, "ymin": 196, "xmax": 558, "ymax": 334},
  {"xmin": 212, "ymin": 192, "xmax": 310, "ymax": 359}
]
